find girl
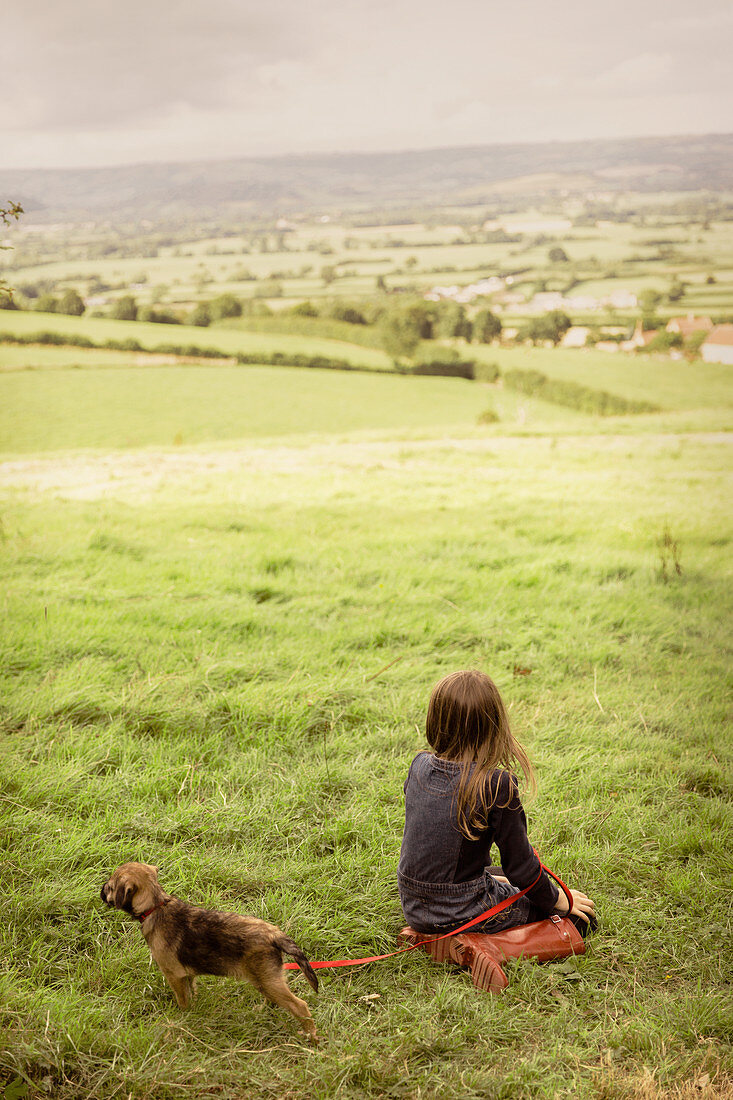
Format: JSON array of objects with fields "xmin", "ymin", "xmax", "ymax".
[{"xmin": 398, "ymin": 669, "xmax": 596, "ymax": 936}]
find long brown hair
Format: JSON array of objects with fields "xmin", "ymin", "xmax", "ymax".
[{"xmin": 425, "ymin": 669, "xmax": 535, "ymax": 839}]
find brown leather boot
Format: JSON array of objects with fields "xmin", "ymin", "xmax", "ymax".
[
  {"xmin": 399, "ymin": 927, "xmax": 456, "ymax": 963},
  {"xmin": 450, "ymin": 915, "xmax": 586, "ymax": 991},
  {"xmin": 400, "ymin": 915, "xmax": 585, "ymax": 993}
]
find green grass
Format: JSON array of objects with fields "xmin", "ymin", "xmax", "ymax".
[
  {"xmin": 226, "ymin": 314, "xmax": 387, "ymax": 351},
  {"xmin": 6, "ymin": 209, "xmax": 733, "ymax": 326},
  {"xmin": 1, "ymin": 423, "xmax": 731, "ymax": 1099},
  {"xmin": 471, "ymin": 344, "xmax": 733, "ymax": 413},
  {"xmin": 0, "ymin": 363, "xmax": 565, "ymax": 452},
  {"xmin": 0, "ymin": 343, "xmax": 162, "ymax": 371},
  {"xmin": 0, "ymin": 311, "xmax": 392, "ymax": 370},
  {"xmin": 1, "ymin": 226, "xmax": 733, "ymax": 1096},
  {"xmin": 3, "ymin": 340, "xmax": 732, "ymax": 454}
]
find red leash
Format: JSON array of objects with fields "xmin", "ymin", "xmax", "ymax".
[{"xmin": 284, "ymin": 858, "xmax": 572, "ymax": 973}]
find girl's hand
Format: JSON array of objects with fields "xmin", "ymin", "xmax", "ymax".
[{"xmin": 554, "ymin": 888, "xmax": 596, "ymax": 925}]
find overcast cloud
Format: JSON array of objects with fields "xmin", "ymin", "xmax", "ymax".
[{"xmin": 1, "ymin": 0, "xmax": 731, "ymax": 168}]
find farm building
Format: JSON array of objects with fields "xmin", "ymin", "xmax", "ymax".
[
  {"xmin": 666, "ymin": 314, "xmax": 713, "ymax": 338},
  {"xmin": 701, "ymin": 325, "xmax": 733, "ymax": 365}
]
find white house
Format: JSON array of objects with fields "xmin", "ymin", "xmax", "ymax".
[
  {"xmin": 701, "ymin": 325, "xmax": 733, "ymax": 365},
  {"xmin": 561, "ymin": 326, "xmax": 591, "ymax": 348}
]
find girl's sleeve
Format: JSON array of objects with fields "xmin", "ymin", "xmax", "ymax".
[{"xmin": 489, "ymin": 775, "xmax": 559, "ymax": 913}]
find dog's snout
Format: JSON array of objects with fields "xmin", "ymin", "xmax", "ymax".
[{"xmin": 101, "ymin": 882, "xmax": 111, "ymax": 904}]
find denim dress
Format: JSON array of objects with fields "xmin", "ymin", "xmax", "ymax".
[{"xmin": 397, "ymin": 752, "xmax": 559, "ymax": 934}]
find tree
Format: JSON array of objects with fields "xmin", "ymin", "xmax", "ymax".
[
  {"xmin": 404, "ymin": 302, "xmax": 434, "ymax": 340},
  {"xmin": 58, "ymin": 288, "xmax": 85, "ymax": 316},
  {"xmin": 545, "ymin": 309, "xmax": 572, "ymax": 344},
  {"xmin": 209, "ymin": 293, "xmax": 242, "ymax": 320},
  {"xmin": 433, "ymin": 301, "xmax": 472, "ymax": 341},
  {"xmin": 548, "ymin": 246, "xmax": 569, "ymax": 263},
  {"xmin": 1, "ymin": 200, "xmax": 23, "ymax": 301},
  {"xmin": 473, "ymin": 308, "xmax": 502, "ymax": 344},
  {"xmin": 327, "ymin": 301, "xmax": 367, "ymax": 325},
  {"xmin": 685, "ymin": 330, "xmax": 707, "ymax": 357},
  {"xmin": 378, "ymin": 307, "xmax": 423, "ymax": 362},
  {"xmin": 667, "ymin": 277, "xmax": 686, "ymax": 303},
  {"xmin": 524, "ymin": 310, "xmax": 572, "ymax": 346},
  {"xmin": 36, "ymin": 293, "xmax": 60, "ymax": 314},
  {"xmin": 639, "ymin": 288, "xmax": 663, "ymax": 315},
  {"xmin": 289, "ymin": 300, "xmax": 319, "ymax": 318},
  {"xmin": 321, "ymin": 264, "xmax": 337, "ymax": 287},
  {"xmin": 188, "ymin": 302, "xmax": 212, "ymax": 327},
  {"xmin": 111, "ymin": 295, "xmax": 138, "ymax": 321},
  {"xmin": 1, "ymin": 200, "xmax": 23, "ymax": 224}
]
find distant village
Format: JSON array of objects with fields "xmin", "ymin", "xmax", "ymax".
[
  {"xmin": 425, "ymin": 277, "xmax": 638, "ymax": 314},
  {"xmin": 424, "ymin": 277, "xmax": 733, "ymax": 364}
]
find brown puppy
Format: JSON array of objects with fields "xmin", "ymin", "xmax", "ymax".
[{"xmin": 101, "ymin": 862, "xmax": 318, "ymax": 1039}]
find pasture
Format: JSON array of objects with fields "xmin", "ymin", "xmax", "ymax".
[
  {"xmin": 469, "ymin": 345, "xmax": 733, "ymax": 416},
  {"xmin": 0, "ymin": 310, "xmax": 392, "ymax": 371},
  {"xmin": 4, "ymin": 202, "xmax": 733, "ymax": 320},
  {"xmin": 0, "ymin": 362, "xmax": 585, "ymax": 453},
  {"xmin": 1, "ymin": 350, "xmax": 732, "ymax": 1099}
]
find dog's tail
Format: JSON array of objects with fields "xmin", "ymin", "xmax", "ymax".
[{"xmin": 277, "ymin": 936, "xmax": 319, "ymax": 993}]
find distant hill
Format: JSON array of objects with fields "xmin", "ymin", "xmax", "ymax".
[{"xmin": 1, "ymin": 133, "xmax": 731, "ymax": 225}]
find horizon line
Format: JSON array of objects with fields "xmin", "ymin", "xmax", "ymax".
[{"xmin": 1, "ymin": 129, "xmax": 731, "ymax": 177}]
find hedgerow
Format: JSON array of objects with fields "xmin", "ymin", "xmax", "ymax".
[{"xmin": 503, "ymin": 367, "xmax": 660, "ymax": 415}]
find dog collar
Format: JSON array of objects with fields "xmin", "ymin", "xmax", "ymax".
[{"xmin": 138, "ymin": 901, "xmax": 168, "ymax": 923}]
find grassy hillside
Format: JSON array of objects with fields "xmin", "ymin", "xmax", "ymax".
[
  {"xmin": 3, "ymin": 334, "xmax": 732, "ymax": 454},
  {"xmin": 1, "ymin": 360, "xmax": 598, "ymax": 453},
  {"xmin": 1, "ymin": 426, "xmax": 731, "ymax": 1099},
  {"xmin": 2, "ymin": 134, "xmax": 731, "ymax": 221}
]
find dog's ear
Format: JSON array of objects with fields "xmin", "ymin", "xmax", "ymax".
[{"xmin": 114, "ymin": 882, "xmax": 134, "ymax": 912}]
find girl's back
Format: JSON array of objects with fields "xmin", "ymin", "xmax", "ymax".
[
  {"xmin": 398, "ymin": 748, "xmax": 557, "ymax": 932},
  {"xmin": 397, "ymin": 671, "xmax": 595, "ymax": 936}
]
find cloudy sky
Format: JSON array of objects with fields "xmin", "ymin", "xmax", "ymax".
[{"xmin": 1, "ymin": 0, "xmax": 731, "ymax": 169}]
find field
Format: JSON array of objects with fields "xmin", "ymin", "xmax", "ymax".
[
  {"xmin": 469, "ymin": 345, "xmax": 733, "ymax": 414},
  {"xmin": 3, "ymin": 330, "xmax": 733, "ymax": 454},
  {"xmin": 0, "ymin": 310, "xmax": 392, "ymax": 370},
  {"xmin": 3, "ymin": 202, "xmax": 733, "ymax": 324},
  {"xmin": 1, "ymin": 335, "xmax": 732, "ymax": 1100},
  {"xmin": 2, "ymin": 362, "xmax": 579, "ymax": 453}
]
